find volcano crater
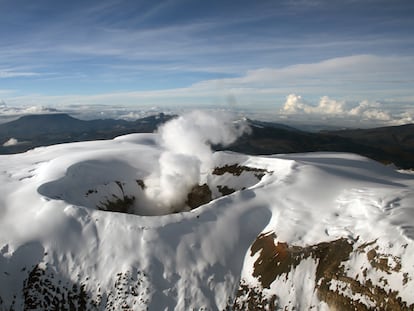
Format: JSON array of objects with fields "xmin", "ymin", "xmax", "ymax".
[{"xmin": 38, "ymin": 159, "xmax": 271, "ymax": 216}]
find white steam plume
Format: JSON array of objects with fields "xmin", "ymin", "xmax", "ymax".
[{"xmin": 144, "ymin": 111, "xmax": 250, "ymax": 214}]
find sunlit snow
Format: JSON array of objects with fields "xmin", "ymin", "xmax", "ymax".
[{"xmin": 1, "ymin": 117, "xmax": 414, "ymax": 309}]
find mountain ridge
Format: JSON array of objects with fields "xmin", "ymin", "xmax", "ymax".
[
  {"xmin": 1, "ymin": 113, "xmax": 414, "ymax": 168},
  {"xmin": 228, "ymin": 120, "xmax": 414, "ymax": 169},
  {"xmin": 0, "ymin": 113, "xmax": 173, "ymax": 154}
]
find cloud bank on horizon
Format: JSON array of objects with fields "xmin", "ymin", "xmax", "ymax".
[
  {"xmin": 0, "ymin": 0, "xmax": 413, "ymax": 126},
  {"xmin": 281, "ymin": 94, "xmax": 413, "ymax": 126}
]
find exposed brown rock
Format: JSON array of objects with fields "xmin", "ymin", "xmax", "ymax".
[
  {"xmin": 232, "ymin": 231, "xmax": 414, "ymax": 310},
  {"xmin": 366, "ymin": 248, "xmax": 401, "ymax": 274},
  {"xmin": 212, "ymin": 164, "xmax": 270, "ymax": 180},
  {"xmin": 217, "ymin": 185, "xmax": 236, "ymax": 196},
  {"xmin": 186, "ymin": 184, "xmax": 212, "ymax": 210},
  {"xmin": 97, "ymin": 181, "xmax": 136, "ymax": 214},
  {"xmin": 98, "ymin": 195, "xmax": 135, "ymax": 214},
  {"xmin": 231, "ymin": 281, "xmax": 277, "ymax": 311}
]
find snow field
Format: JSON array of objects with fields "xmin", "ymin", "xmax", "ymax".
[{"xmin": 0, "ymin": 132, "xmax": 414, "ymax": 309}]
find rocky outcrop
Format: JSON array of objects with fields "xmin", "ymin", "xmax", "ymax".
[
  {"xmin": 89, "ymin": 164, "xmax": 271, "ymax": 215},
  {"xmin": 186, "ymin": 184, "xmax": 212, "ymax": 210},
  {"xmin": 2, "ymin": 262, "xmax": 151, "ymax": 311},
  {"xmin": 232, "ymin": 231, "xmax": 414, "ymax": 310},
  {"xmin": 212, "ymin": 164, "xmax": 269, "ymax": 179}
]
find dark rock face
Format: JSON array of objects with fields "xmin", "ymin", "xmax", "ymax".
[
  {"xmin": 96, "ymin": 181, "xmax": 135, "ymax": 214},
  {"xmin": 96, "ymin": 164, "xmax": 271, "ymax": 215},
  {"xmin": 212, "ymin": 164, "xmax": 269, "ymax": 179},
  {"xmin": 23, "ymin": 265, "xmax": 91, "ymax": 311},
  {"xmin": 98, "ymin": 195, "xmax": 136, "ymax": 214},
  {"xmin": 186, "ymin": 184, "xmax": 212, "ymax": 210},
  {"xmin": 2, "ymin": 260, "xmax": 151, "ymax": 310},
  {"xmin": 217, "ymin": 185, "xmax": 236, "ymax": 196}
]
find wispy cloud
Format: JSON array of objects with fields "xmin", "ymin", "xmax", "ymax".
[
  {"xmin": 0, "ymin": 89, "xmax": 15, "ymax": 96},
  {"xmin": 2, "ymin": 54, "xmax": 414, "ymax": 109},
  {"xmin": 0, "ymin": 68, "xmax": 40, "ymax": 78},
  {"xmin": 191, "ymin": 54, "xmax": 414, "ymax": 101},
  {"xmin": 0, "ymin": 104, "xmax": 59, "ymax": 116},
  {"xmin": 2, "ymin": 0, "xmax": 414, "ymax": 79},
  {"xmin": 0, "ymin": 0, "xmax": 413, "ymax": 122}
]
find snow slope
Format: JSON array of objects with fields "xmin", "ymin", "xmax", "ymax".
[{"xmin": 1, "ymin": 132, "xmax": 414, "ymax": 310}]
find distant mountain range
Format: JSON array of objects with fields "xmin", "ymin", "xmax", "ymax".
[
  {"xmin": 228, "ymin": 120, "xmax": 414, "ymax": 169},
  {"xmin": 0, "ymin": 113, "xmax": 173, "ymax": 154},
  {"xmin": 1, "ymin": 113, "xmax": 414, "ymax": 169}
]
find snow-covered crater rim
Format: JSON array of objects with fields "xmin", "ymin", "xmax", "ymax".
[{"xmin": 36, "ymin": 156, "xmax": 279, "ymax": 217}]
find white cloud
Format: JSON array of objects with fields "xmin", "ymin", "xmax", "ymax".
[
  {"xmin": 282, "ymin": 94, "xmax": 307, "ymax": 113},
  {"xmin": 23, "ymin": 106, "xmax": 59, "ymax": 114},
  {"xmin": 1, "ymin": 54, "xmax": 413, "ymax": 124},
  {"xmin": 0, "ymin": 54, "xmax": 412, "ymax": 111},
  {"xmin": 0, "ymin": 104, "xmax": 64, "ymax": 124},
  {"xmin": 165, "ymin": 54, "xmax": 414, "ymax": 107},
  {"xmin": 395, "ymin": 112, "xmax": 413, "ymax": 125},
  {"xmin": 280, "ymin": 94, "xmax": 412, "ymax": 126},
  {"xmin": 0, "ymin": 102, "xmax": 182, "ymax": 123},
  {"xmin": 349, "ymin": 101, "xmax": 391, "ymax": 121},
  {"xmin": 208, "ymin": 54, "xmax": 414, "ymax": 87},
  {"xmin": 282, "ymin": 94, "xmax": 344, "ymax": 115},
  {"xmin": 0, "ymin": 67, "xmax": 40, "ymax": 79},
  {"xmin": 317, "ymin": 96, "xmax": 345, "ymax": 114},
  {"xmin": 3, "ymin": 138, "xmax": 19, "ymax": 147},
  {"xmin": 0, "ymin": 104, "xmax": 59, "ymax": 117},
  {"xmin": 0, "ymin": 71, "xmax": 39, "ymax": 78}
]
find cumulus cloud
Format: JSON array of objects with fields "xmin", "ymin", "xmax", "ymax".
[
  {"xmin": 349, "ymin": 101, "xmax": 391, "ymax": 121},
  {"xmin": 3, "ymin": 138, "xmax": 19, "ymax": 147},
  {"xmin": 282, "ymin": 94, "xmax": 306, "ymax": 114},
  {"xmin": 282, "ymin": 94, "xmax": 345, "ymax": 115},
  {"xmin": 280, "ymin": 94, "xmax": 410, "ymax": 124},
  {"xmin": 317, "ymin": 96, "xmax": 345, "ymax": 114},
  {"xmin": 394, "ymin": 112, "xmax": 413, "ymax": 125},
  {"xmin": 144, "ymin": 111, "xmax": 250, "ymax": 214}
]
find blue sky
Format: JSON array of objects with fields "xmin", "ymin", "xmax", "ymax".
[{"xmin": 1, "ymin": 0, "xmax": 414, "ymax": 124}]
